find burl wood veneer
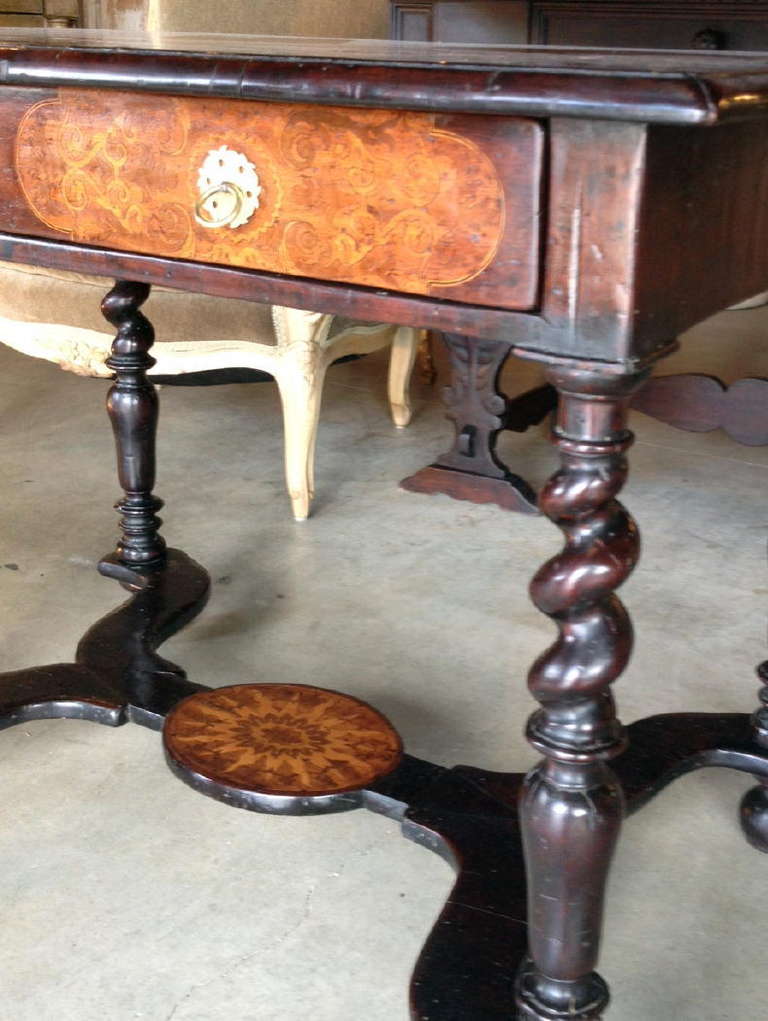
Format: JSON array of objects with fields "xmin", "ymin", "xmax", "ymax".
[{"xmin": 9, "ymin": 89, "xmax": 543, "ymax": 308}]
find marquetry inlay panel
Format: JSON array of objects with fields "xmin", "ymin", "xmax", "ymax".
[
  {"xmin": 164, "ymin": 683, "xmax": 403, "ymax": 797},
  {"xmin": 13, "ymin": 89, "xmax": 543, "ymax": 308}
]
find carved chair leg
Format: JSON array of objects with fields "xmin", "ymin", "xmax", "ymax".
[
  {"xmin": 274, "ymin": 352, "xmax": 329, "ymax": 522},
  {"xmin": 516, "ymin": 366, "xmax": 649, "ymax": 1021},
  {"xmin": 100, "ymin": 280, "xmax": 166, "ymax": 574},
  {"xmin": 387, "ymin": 325, "xmax": 420, "ymax": 428}
]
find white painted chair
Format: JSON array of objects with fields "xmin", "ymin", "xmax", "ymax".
[{"xmin": 0, "ymin": 262, "xmax": 419, "ymax": 520}]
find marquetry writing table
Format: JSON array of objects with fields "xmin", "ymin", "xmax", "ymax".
[{"xmin": 2, "ymin": 28, "xmax": 768, "ymax": 1020}]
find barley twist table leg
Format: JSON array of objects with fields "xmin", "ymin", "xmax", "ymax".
[{"xmin": 516, "ymin": 365, "xmax": 649, "ymax": 1021}]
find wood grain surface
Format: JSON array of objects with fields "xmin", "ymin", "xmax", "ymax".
[
  {"xmin": 164, "ymin": 683, "xmax": 403, "ymax": 797},
  {"xmin": 12, "ymin": 88, "xmax": 542, "ymax": 308}
]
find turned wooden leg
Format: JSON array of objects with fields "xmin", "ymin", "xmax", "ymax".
[
  {"xmin": 101, "ymin": 281, "xmax": 166, "ymax": 571},
  {"xmin": 387, "ymin": 325, "xmax": 419, "ymax": 428},
  {"xmin": 516, "ymin": 366, "xmax": 649, "ymax": 1021},
  {"xmin": 740, "ymin": 662, "xmax": 768, "ymax": 851}
]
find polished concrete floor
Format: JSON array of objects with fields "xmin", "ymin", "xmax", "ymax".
[{"xmin": 1, "ymin": 304, "xmax": 767, "ymax": 1020}]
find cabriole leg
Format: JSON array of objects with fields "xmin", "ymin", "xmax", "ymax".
[
  {"xmin": 516, "ymin": 366, "xmax": 649, "ymax": 1020},
  {"xmin": 101, "ymin": 280, "xmax": 166, "ymax": 572}
]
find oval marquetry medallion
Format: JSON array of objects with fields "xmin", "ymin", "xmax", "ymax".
[
  {"xmin": 164, "ymin": 683, "xmax": 402, "ymax": 797},
  {"xmin": 13, "ymin": 89, "xmax": 543, "ymax": 308}
]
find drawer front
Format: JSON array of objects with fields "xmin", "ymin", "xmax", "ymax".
[
  {"xmin": 11, "ymin": 89, "xmax": 544, "ymax": 310},
  {"xmin": 532, "ymin": 4, "xmax": 768, "ymax": 51}
]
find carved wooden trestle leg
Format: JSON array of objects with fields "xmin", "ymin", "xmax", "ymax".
[
  {"xmin": 400, "ymin": 333, "xmax": 540, "ymax": 513},
  {"xmin": 516, "ymin": 366, "xmax": 648, "ymax": 1020}
]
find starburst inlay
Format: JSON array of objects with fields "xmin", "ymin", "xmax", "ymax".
[{"xmin": 164, "ymin": 683, "xmax": 402, "ymax": 797}]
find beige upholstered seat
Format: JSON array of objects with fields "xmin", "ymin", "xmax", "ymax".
[{"xmin": 0, "ymin": 262, "xmax": 419, "ymax": 519}]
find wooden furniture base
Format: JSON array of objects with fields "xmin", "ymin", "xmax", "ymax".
[
  {"xmin": 1, "ymin": 570, "xmax": 766, "ymax": 1018},
  {"xmin": 2, "ymin": 277, "xmax": 763, "ymax": 1018},
  {"xmin": 8, "ymin": 33, "xmax": 768, "ymax": 1020}
]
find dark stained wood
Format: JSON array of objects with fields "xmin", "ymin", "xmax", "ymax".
[
  {"xmin": 0, "ymin": 548, "xmax": 210, "ymax": 732},
  {"xmin": 433, "ymin": 334, "xmax": 516, "ymax": 478},
  {"xmin": 400, "ymin": 464, "xmax": 539, "ymax": 512},
  {"xmin": 391, "ymin": 2, "xmax": 434, "ymax": 42},
  {"xmin": 6, "ymin": 31, "xmax": 768, "ymax": 125},
  {"xmin": 3, "ymin": 91, "xmax": 768, "ymax": 364},
  {"xmin": 4, "ymin": 30, "xmax": 768, "ymax": 1021},
  {"xmin": 542, "ymin": 118, "xmax": 653, "ymax": 361},
  {"xmin": 741, "ymin": 661, "xmax": 768, "ymax": 852},
  {"xmin": 393, "ymin": 0, "xmax": 768, "ymax": 54},
  {"xmin": 0, "ymin": 230, "xmax": 560, "ymax": 344},
  {"xmin": 389, "ymin": 0, "xmax": 768, "ymax": 507},
  {"xmin": 635, "ymin": 120, "xmax": 768, "ymax": 342},
  {"xmin": 531, "ymin": 2, "xmax": 768, "ymax": 51},
  {"xmin": 503, "ymin": 382, "xmax": 555, "ymax": 433},
  {"xmin": 399, "ymin": 333, "xmax": 539, "ymax": 513},
  {"xmin": 631, "ymin": 374, "xmax": 768, "ymax": 446},
  {"xmin": 402, "ymin": 765, "xmax": 530, "ymax": 1021},
  {"xmin": 375, "ymin": 709, "xmax": 768, "ymax": 1020},
  {"xmin": 101, "ymin": 280, "xmax": 166, "ymax": 572},
  {"xmin": 518, "ymin": 365, "xmax": 648, "ymax": 1021}
]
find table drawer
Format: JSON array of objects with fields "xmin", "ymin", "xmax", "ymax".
[
  {"xmin": 8, "ymin": 89, "xmax": 544, "ymax": 310},
  {"xmin": 532, "ymin": 4, "xmax": 768, "ymax": 51}
]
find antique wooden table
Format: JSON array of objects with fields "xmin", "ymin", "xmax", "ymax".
[{"xmin": 2, "ymin": 28, "xmax": 768, "ymax": 1020}]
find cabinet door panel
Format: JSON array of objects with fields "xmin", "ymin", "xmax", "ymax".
[
  {"xmin": 434, "ymin": 0, "xmax": 528, "ymax": 43},
  {"xmin": 533, "ymin": 6, "xmax": 768, "ymax": 52}
]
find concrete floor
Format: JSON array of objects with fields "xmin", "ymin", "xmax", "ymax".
[{"xmin": 1, "ymin": 303, "xmax": 767, "ymax": 1021}]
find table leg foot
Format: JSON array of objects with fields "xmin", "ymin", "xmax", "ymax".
[
  {"xmin": 739, "ymin": 661, "xmax": 768, "ymax": 851},
  {"xmin": 400, "ymin": 464, "xmax": 539, "ymax": 513},
  {"xmin": 0, "ymin": 547, "xmax": 210, "ymax": 732},
  {"xmin": 740, "ymin": 783, "xmax": 768, "ymax": 853},
  {"xmin": 516, "ymin": 960, "xmax": 608, "ymax": 1021}
]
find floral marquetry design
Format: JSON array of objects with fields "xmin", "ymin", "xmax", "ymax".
[{"xmin": 163, "ymin": 683, "xmax": 402, "ymax": 797}]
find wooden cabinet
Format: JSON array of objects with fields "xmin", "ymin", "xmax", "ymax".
[
  {"xmin": 532, "ymin": 3, "xmax": 768, "ymax": 50},
  {"xmin": 392, "ymin": 0, "xmax": 768, "ymax": 50},
  {"xmin": 392, "ymin": 0, "xmax": 528, "ymax": 43},
  {"xmin": 0, "ymin": 0, "xmax": 80, "ymax": 27}
]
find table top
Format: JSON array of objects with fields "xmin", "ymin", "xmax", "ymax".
[{"xmin": 1, "ymin": 28, "xmax": 768, "ymax": 124}]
